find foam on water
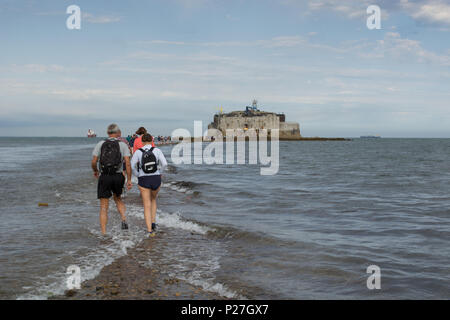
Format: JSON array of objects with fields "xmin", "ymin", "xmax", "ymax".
[
  {"xmin": 143, "ymin": 225, "xmax": 243, "ymax": 299},
  {"xmin": 167, "ymin": 251, "xmax": 244, "ymax": 299},
  {"xmin": 178, "ymin": 277, "xmax": 244, "ymax": 299},
  {"xmin": 130, "ymin": 178, "xmax": 194, "ymax": 195},
  {"xmin": 16, "ymin": 204, "xmax": 216, "ymax": 299},
  {"xmin": 158, "ymin": 211, "xmax": 212, "ymax": 234},
  {"xmin": 126, "ymin": 205, "xmax": 213, "ymax": 235},
  {"xmin": 126, "ymin": 203, "xmax": 241, "ymax": 298},
  {"xmin": 17, "ymin": 217, "xmax": 148, "ymax": 300},
  {"xmin": 163, "ymin": 181, "xmax": 195, "ymax": 194}
]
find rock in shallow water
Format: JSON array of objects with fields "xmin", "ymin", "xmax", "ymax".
[{"xmin": 65, "ymin": 289, "xmax": 77, "ymax": 297}]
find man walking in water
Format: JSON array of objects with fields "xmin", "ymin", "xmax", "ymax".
[{"xmin": 91, "ymin": 124, "xmax": 132, "ymax": 234}]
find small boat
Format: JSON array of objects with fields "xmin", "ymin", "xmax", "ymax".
[{"xmin": 87, "ymin": 129, "xmax": 97, "ymax": 138}]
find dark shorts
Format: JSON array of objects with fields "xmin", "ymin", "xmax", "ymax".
[
  {"xmin": 138, "ymin": 175, "xmax": 161, "ymax": 190},
  {"xmin": 98, "ymin": 173, "xmax": 125, "ymax": 199}
]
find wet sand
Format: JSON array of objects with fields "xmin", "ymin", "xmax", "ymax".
[{"xmin": 51, "ymin": 233, "xmax": 227, "ymax": 300}]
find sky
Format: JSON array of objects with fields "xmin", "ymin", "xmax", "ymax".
[{"xmin": 1, "ymin": 0, "xmax": 449, "ymax": 137}]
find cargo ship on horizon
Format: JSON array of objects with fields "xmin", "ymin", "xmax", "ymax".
[{"xmin": 87, "ymin": 129, "xmax": 97, "ymax": 138}]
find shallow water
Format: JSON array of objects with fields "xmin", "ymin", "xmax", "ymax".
[{"xmin": 0, "ymin": 137, "xmax": 449, "ymax": 299}]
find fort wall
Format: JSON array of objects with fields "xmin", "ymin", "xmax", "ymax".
[{"xmin": 208, "ymin": 110, "xmax": 301, "ymax": 139}]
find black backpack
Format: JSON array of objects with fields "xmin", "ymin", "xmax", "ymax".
[
  {"xmin": 99, "ymin": 139, "xmax": 122, "ymax": 175},
  {"xmin": 139, "ymin": 147, "xmax": 158, "ymax": 174}
]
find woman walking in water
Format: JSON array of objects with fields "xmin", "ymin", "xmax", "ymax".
[{"xmin": 131, "ymin": 133, "xmax": 167, "ymax": 236}]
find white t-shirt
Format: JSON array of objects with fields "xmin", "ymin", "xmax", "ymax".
[{"xmin": 131, "ymin": 145, "xmax": 167, "ymax": 177}]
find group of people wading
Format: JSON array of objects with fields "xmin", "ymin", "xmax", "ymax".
[{"xmin": 91, "ymin": 124, "xmax": 167, "ymax": 236}]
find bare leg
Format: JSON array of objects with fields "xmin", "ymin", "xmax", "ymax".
[
  {"xmin": 99, "ymin": 198, "xmax": 109, "ymax": 235},
  {"xmin": 139, "ymin": 186, "xmax": 152, "ymax": 232},
  {"xmin": 113, "ymin": 195, "xmax": 126, "ymax": 221},
  {"xmin": 150, "ymin": 187, "xmax": 160, "ymax": 224}
]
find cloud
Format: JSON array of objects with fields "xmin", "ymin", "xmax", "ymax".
[
  {"xmin": 173, "ymin": 0, "xmax": 211, "ymax": 8},
  {"xmin": 138, "ymin": 35, "xmax": 310, "ymax": 49},
  {"xmin": 32, "ymin": 10, "xmax": 122, "ymax": 24},
  {"xmin": 5, "ymin": 64, "xmax": 67, "ymax": 73},
  {"xmin": 139, "ymin": 40, "xmax": 188, "ymax": 46},
  {"xmin": 401, "ymin": 0, "xmax": 450, "ymax": 26},
  {"xmin": 370, "ymin": 31, "xmax": 450, "ymax": 66},
  {"xmin": 137, "ymin": 31, "xmax": 450, "ymax": 66},
  {"xmin": 308, "ymin": 0, "xmax": 369, "ymax": 19},
  {"xmin": 284, "ymin": 0, "xmax": 450, "ymax": 28},
  {"xmin": 82, "ymin": 12, "xmax": 121, "ymax": 24},
  {"xmin": 295, "ymin": 0, "xmax": 387, "ymax": 20}
]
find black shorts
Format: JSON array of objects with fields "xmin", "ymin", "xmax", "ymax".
[
  {"xmin": 97, "ymin": 173, "xmax": 125, "ymax": 199},
  {"xmin": 138, "ymin": 175, "xmax": 161, "ymax": 190}
]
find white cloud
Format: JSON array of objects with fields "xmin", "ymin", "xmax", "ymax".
[
  {"xmin": 138, "ymin": 31, "xmax": 450, "ymax": 66},
  {"xmin": 138, "ymin": 36, "xmax": 307, "ymax": 48},
  {"xmin": 6, "ymin": 64, "xmax": 66, "ymax": 73},
  {"xmin": 173, "ymin": 0, "xmax": 211, "ymax": 8},
  {"xmin": 377, "ymin": 31, "xmax": 450, "ymax": 65},
  {"xmin": 401, "ymin": 0, "xmax": 450, "ymax": 26},
  {"xmin": 141, "ymin": 40, "xmax": 188, "ymax": 46},
  {"xmin": 82, "ymin": 12, "xmax": 121, "ymax": 24},
  {"xmin": 286, "ymin": 0, "xmax": 449, "ymax": 27},
  {"xmin": 32, "ymin": 10, "xmax": 122, "ymax": 24},
  {"xmin": 306, "ymin": 0, "xmax": 383, "ymax": 19}
]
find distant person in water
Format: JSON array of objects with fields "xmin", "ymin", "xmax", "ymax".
[
  {"xmin": 129, "ymin": 134, "xmax": 137, "ymax": 148},
  {"xmin": 126, "ymin": 135, "xmax": 132, "ymax": 145},
  {"xmin": 131, "ymin": 133, "xmax": 167, "ymax": 236},
  {"xmin": 91, "ymin": 124, "xmax": 132, "ymax": 234},
  {"xmin": 132, "ymin": 127, "xmax": 146, "ymax": 153},
  {"xmin": 117, "ymin": 130, "xmax": 132, "ymax": 179},
  {"xmin": 117, "ymin": 130, "xmax": 131, "ymax": 150},
  {"xmin": 133, "ymin": 127, "xmax": 155, "ymax": 153}
]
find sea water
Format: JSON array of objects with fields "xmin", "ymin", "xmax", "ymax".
[{"xmin": 0, "ymin": 137, "xmax": 448, "ymax": 299}]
